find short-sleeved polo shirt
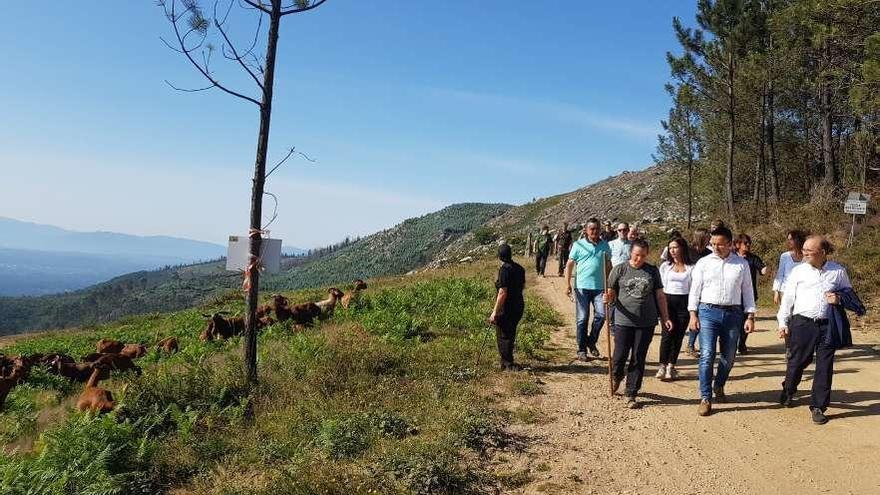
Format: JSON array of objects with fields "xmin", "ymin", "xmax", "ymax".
[{"xmin": 568, "ymin": 238, "xmax": 611, "ymax": 290}]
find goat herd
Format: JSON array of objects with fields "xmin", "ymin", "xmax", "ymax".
[{"xmin": 0, "ymin": 280, "xmax": 369, "ymax": 416}]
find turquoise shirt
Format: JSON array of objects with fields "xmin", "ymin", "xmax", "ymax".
[{"xmin": 568, "ymin": 238, "xmax": 611, "ymax": 290}]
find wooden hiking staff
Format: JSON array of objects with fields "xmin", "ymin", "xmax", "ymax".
[{"xmin": 602, "ymin": 252, "xmax": 613, "ymax": 396}]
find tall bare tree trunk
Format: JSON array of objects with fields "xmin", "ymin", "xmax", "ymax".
[
  {"xmin": 687, "ymin": 154, "xmax": 694, "ymax": 229},
  {"xmin": 244, "ymin": 4, "xmax": 282, "ymax": 386},
  {"xmin": 766, "ymin": 79, "xmax": 779, "ymax": 201},
  {"xmin": 754, "ymin": 91, "xmax": 766, "ymax": 203},
  {"xmin": 820, "ymin": 39, "xmax": 837, "ymax": 186},
  {"xmin": 725, "ymin": 51, "xmax": 736, "ymax": 216}
]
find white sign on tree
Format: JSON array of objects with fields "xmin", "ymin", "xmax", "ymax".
[{"xmin": 226, "ymin": 236, "xmax": 282, "ymax": 274}]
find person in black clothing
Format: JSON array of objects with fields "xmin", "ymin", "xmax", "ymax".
[
  {"xmin": 490, "ymin": 243, "xmax": 526, "ymax": 371},
  {"xmin": 735, "ymin": 233, "xmax": 767, "ymax": 354},
  {"xmin": 534, "ymin": 225, "xmax": 552, "ymax": 277},
  {"xmin": 555, "ymin": 222, "xmax": 573, "ymax": 277}
]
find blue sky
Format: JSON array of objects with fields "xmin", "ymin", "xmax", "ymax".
[{"xmin": 0, "ymin": 1, "xmax": 696, "ymax": 248}]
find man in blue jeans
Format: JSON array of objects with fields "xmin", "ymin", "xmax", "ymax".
[
  {"xmin": 687, "ymin": 226, "xmax": 756, "ymax": 416},
  {"xmin": 564, "ymin": 217, "xmax": 612, "ymax": 361}
]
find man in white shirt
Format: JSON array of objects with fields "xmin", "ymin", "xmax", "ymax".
[
  {"xmin": 777, "ymin": 235, "xmax": 851, "ymax": 425},
  {"xmin": 688, "ymin": 227, "xmax": 756, "ymax": 417},
  {"xmin": 608, "ymin": 223, "xmax": 631, "ymax": 267}
]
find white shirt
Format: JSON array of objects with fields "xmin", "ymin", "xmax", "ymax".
[
  {"xmin": 772, "ymin": 251, "xmax": 803, "ymax": 292},
  {"xmin": 687, "ymin": 252, "xmax": 757, "ymax": 313},
  {"xmin": 608, "ymin": 238, "xmax": 631, "ymax": 267},
  {"xmin": 776, "ymin": 261, "xmax": 852, "ymax": 327},
  {"xmin": 659, "ymin": 262, "xmax": 694, "ymax": 295}
]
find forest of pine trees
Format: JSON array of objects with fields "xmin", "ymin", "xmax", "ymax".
[{"xmin": 655, "ymin": 0, "xmax": 880, "ymax": 221}]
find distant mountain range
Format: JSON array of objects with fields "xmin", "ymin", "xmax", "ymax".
[
  {"xmin": 0, "ymin": 203, "xmax": 510, "ymax": 334},
  {"xmin": 0, "ymin": 217, "xmax": 305, "ymax": 296}
]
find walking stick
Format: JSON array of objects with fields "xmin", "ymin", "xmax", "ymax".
[
  {"xmin": 603, "ymin": 252, "xmax": 614, "ymax": 396},
  {"xmin": 474, "ymin": 325, "xmax": 494, "ymax": 369}
]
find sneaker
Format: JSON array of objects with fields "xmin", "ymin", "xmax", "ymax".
[
  {"xmin": 626, "ymin": 396, "xmax": 640, "ymax": 409},
  {"xmin": 811, "ymin": 407, "xmax": 829, "ymax": 425},
  {"xmin": 664, "ymin": 365, "xmax": 676, "ymax": 381},
  {"xmin": 588, "ymin": 344, "xmax": 601, "ymax": 358},
  {"xmin": 698, "ymin": 399, "xmax": 712, "ymax": 416},
  {"xmin": 655, "ymin": 364, "xmax": 667, "ymax": 379},
  {"xmin": 779, "ymin": 390, "xmax": 793, "ymax": 408},
  {"xmin": 576, "ymin": 351, "xmax": 589, "ymax": 362},
  {"xmin": 713, "ymin": 386, "xmax": 726, "ymax": 403}
]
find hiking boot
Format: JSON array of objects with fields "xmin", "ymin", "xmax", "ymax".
[
  {"xmin": 713, "ymin": 386, "xmax": 726, "ymax": 403},
  {"xmin": 664, "ymin": 365, "xmax": 676, "ymax": 381},
  {"xmin": 811, "ymin": 407, "xmax": 829, "ymax": 425},
  {"xmin": 502, "ymin": 363, "xmax": 522, "ymax": 372},
  {"xmin": 779, "ymin": 390, "xmax": 793, "ymax": 408},
  {"xmin": 626, "ymin": 396, "xmax": 640, "ymax": 409},
  {"xmin": 576, "ymin": 351, "xmax": 589, "ymax": 362},
  {"xmin": 655, "ymin": 364, "xmax": 667, "ymax": 379},
  {"xmin": 698, "ymin": 399, "xmax": 712, "ymax": 416},
  {"xmin": 588, "ymin": 344, "xmax": 601, "ymax": 358}
]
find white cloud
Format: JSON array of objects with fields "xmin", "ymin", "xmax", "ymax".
[{"xmin": 426, "ymin": 87, "xmax": 659, "ymax": 139}]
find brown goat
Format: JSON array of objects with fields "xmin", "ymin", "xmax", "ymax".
[
  {"xmin": 316, "ymin": 288, "xmax": 345, "ymax": 319},
  {"xmin": 92, "ymin": 353, "xmax": 141, "ymax": 376},
  {"xmin": 257, "ymin": 316, "xmax": 276, "ymax": 329},
  {"xmin": 120, "ymin": 344, "xmax": 148, "ymax": 360},
  {"xmin": 256, "ymin": 303, "xmax": 272, "ymax": 318},
  {"xmin": 52, "ymin": 358, "xmax": 96, "ymax": 383},
  {"xmin": 0, "ymin": 371, "xmax": 23, "ymax": 410},
  {"xmin": 96, "ymin": 338, "xmax": 125, "ymax": 354},
  {"xmin": 341, "ymin": 280, "xmax": 368, "ymax": 309},
  {"xmin": 76, "ymin": 367, "xmax": 115, "ymax": 414},
  {"xmin": 156, "ymin": 336, "xmax": 179, "ymax": 353},
  {"xmin": 200, "ymin": 313, "xmax": 245, "ymax": 341},
  {"xmin": 289, "ymin": 302, "xmax": 321, "ymax": 326}
]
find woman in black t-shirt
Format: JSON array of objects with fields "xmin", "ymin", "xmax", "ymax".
[{"xmin": 490, "ymin": 244, "xmax": 526, "ymax": 371}]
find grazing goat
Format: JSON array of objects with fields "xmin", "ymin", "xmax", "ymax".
[
  {"xmin": 257, "ymin": 316, "xmax": 276, "ymax": 329},
  {"xmin": 51, "ymin": 357, "xmax": 96, "ymax": 383},
  {"xmin": 120, "ymin": 343, "xmax": 148, "ymax": 359},
  {"xmin": 0, "ymin": 367, "xmax": 25, "ymax": 410},
  {"xmin": 92, "ymin": 353, "xmax": 142, "ymax": 376},
  {"xmin": 76, "ymin": 367, "xmax": 115, "ymax": 414},
  {"xmin": 341, "ymin": 280, "xmax": 368, "ymax": 309},
  {"xmin": 289, "ymin": 302, "xmax": 321, "ymax": 326},
  {"xmin": 200, "ymin": 313, "xmax": 245, "ymax": 341},
  {"xmin": 96, "ymin": 338, "xmax": 125, "ymax": 354},
  {"xmin": 316, "ymin": 288, "xmax": 345, "ymax": 319},
  {"xmin": 256, "ymin": 303, "xmax": 272, "ymax": 319},
  {"xmin": 156, "ymin": 336, "xmax": 179, "ymax": 353}
]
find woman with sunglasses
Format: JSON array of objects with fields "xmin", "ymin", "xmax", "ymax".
[{"xmin": 735, "ymin": 233, "xmax": 767, "ymax": 354}]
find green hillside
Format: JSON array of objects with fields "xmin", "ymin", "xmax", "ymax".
[{"xmin": 0, "ymin": 203, "xmax": 511, "ymax": 335}]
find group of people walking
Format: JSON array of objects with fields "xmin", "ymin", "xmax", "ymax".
[{"xmin": 492, "ymin": 218, "xmax": 865, "ymax": 425}]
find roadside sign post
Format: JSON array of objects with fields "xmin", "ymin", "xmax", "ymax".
[{"xmin": 844, "ymin": 192, "xmax": 870, "ymax": 247}]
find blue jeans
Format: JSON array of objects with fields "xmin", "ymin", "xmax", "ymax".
[
  {"xmin": 575, "ymin": 288, "xmax": 606, "ymax": 352},
  {"xmin": 687, "ymin": 329, "xmax": 698, "ymax": 349},
  {"xmin": 697, "ymin": 304, "xmax": 743, "ymax": 401}
]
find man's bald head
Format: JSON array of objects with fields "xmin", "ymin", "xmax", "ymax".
[{"xmin": 803, "ymin": 235, "xmax": 834, "ymax": 268}]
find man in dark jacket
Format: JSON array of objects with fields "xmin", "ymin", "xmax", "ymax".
[
  {"xmin": 534, "ymin": 226, "xmax": 552, "ymax": 277},
  {"xmin": 490, "ymin": 244, "xmax": 526, "ymax": 371},
  {"xmin": 555, "ymin": 222, "xmax": 573, "ymax": 277},
  {"xmin": 776, "ymin": 235, "xmax": 861, "ymax": 425}
]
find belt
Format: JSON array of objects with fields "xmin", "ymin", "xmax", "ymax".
[
  {"xmin": 701, "ymin": 303, "xmax": 742, "ymax": 311},
  {"xmin": 793, "ymin": 314, "xmax": 829, "ymax": 325}
]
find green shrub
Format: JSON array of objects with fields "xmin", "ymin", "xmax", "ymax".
[
  {"xmin": 0, "ymin": 414, "xmax": 159, "ymax": 495},
  {"xmin": 315, "ymin": 416, "xmax": 373, "ymax": 459}
]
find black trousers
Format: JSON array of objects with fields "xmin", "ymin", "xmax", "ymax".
[
  {"xmin": 557, "ymin": 248, "xmax": 570, "ymax": 275},
  {"xmin": 495, "ymin": 310, "xmax": 523, "ymax": 367},
  {"xmin": 535, "ymin": 251, "xmax": 548, "ymax": 275},
  {"xmin": 784, "ymin": 315, "xmax": 836, "ymax": 411},
  {"xmin": 612, "ymin": 325, "xmax": 654, "ymax": 398},
  {"xmin": 659, "ymin": 294, "xmax": 689, "ymax": 365}
]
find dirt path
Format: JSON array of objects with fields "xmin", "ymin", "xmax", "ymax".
[{"xmin": 496, "ymin": 271, "xmax": 880, "ymax": 495}]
